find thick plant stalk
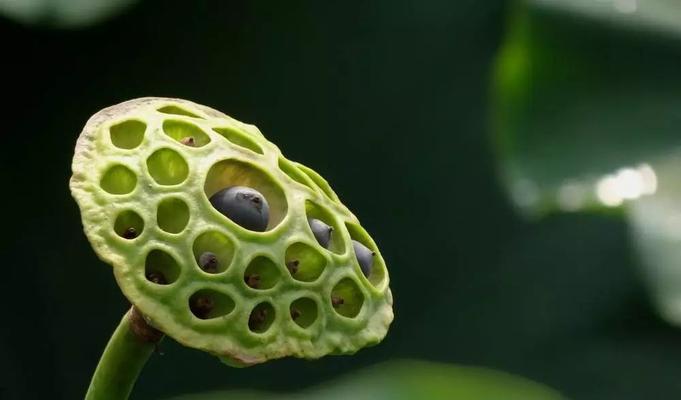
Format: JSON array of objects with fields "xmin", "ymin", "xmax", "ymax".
[{"xmin": 86, "ymin": 307, "xmax": 163, "ymax": 400}]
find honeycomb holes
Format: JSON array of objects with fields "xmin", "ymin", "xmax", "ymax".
[
  {"xmin": 189, "ymin": 289, "xmax": 235, "ymax": 320},
  {"xmin": 346, "ymin": 222, "xmax": 386, "ymax": 288},
  {"xmin": 109, "ymin": 120, "xmax": 145, "ymax": 149},
  {"xmin": 158, "ymin": 105, "xmax": 203, "ymax": 119},
  {"xmin": 284, "ymin": 242, "xmax": 326, "ymax": 282},
  {"xmin": 144, "ymin": 249, "xmax": 181, "ymax": 285},
  {"xmin": 157, "ymin": 197, "xmax": 189, "ymax": 234},
  {"xmin": 100, "ymin": 164, "xmax": 137, "ymax": 195},
  {"xmin": 305, "ymin": 200, "xmax": 344, "ymax": 254},
  {"xmin": 163, "ymin": 119, "xmax": 210, "ymax": 147},
  {"xmin": 213, "ymin": 126, "xmax": 263, "ymax": 154},
  {"xmin": 248, "ymin": 302, "xmax": 275, "ymax": 333},
  {"xmin": 114, "ymin": 210, "xmax": 144, "ymax": 240},
  {"xmin": 243, "ymin": 256, "xmax": 281, "ymax": 290},
  {"xmin": 278, "ymin": 157, "xmax": 316, "ymax": 191},
  {"xmin": 192, "ymin": 231, "xmax": 235, "ymax": 274},
  {"xmin": 204, "ymin": 159, "xmax": 288, "ymax": 232},
  {"xmin": 330, "ymin": 278, "xmax": 365, "ymax": 318},
  {"xmin": 147, "ymin": 148, "xmax": 189, "ymax": 185},
  {"xmin": 290, "ymin": 297, "xmax": 318, "ymax": 329}
]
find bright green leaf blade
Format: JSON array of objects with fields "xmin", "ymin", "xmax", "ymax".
[{"xmin": 165, "ymin": 360, "xmax": 564, "ymax": 400}]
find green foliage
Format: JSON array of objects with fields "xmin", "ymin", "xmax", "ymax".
[{"xmin": 165, "ymin": 360, "xmax": 564, "ymax": 400}]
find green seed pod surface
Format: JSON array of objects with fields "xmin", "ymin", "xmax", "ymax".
[{"xmin": 70, "ymin": 97, "xmax": 393, "ymax": 366}]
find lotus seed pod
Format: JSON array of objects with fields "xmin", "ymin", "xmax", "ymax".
[
  {"xmin": 70, "ymin": 97, "xmax": 393, "ymax": 366},
  {"xmin": 352, "ymin": 240, "xmax": 374, "ymax": 278},
  {"xmin": 209, "ymin": 186, "xmax": 270, "ymax": 232},
  {"xmin": 309, "ymin": 217, "xmax": 333, "ymax": 248}
]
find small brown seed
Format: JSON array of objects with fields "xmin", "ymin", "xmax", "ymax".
[
  {"xmin": 199, "ymin": 252, "xmax": 219, "ymax": 273},
  {"xmin": 122, "ymin": 227, "xmax": 137, "ymax": 239},
  {"xmin": 290, "ymin": 308, "xmax": 301, "ymax": 320},
  {"xmin": 331, "ymin": 295, "xmax": 344, "ymax": 308},
  {"xmin": 190, "ymin": 295, "xmax": 215, "ymax": 319},
  {"xmin": 180, "ymin": 136, "xmax": 195, "ymax": 146},
  {"xmin": 248, "ymin": 308, "xmax": 268, "ymax": 330},
  {"xmin": 146, "ymin": 271, "xmax": 167, "ymax": 285},
  {"xmin": 286, "ymin": 260, "xmax": 299, "ymax": 275},
  {"xmin": 244, "ymin": 273, "xmax": 261, "ymax": 288}
]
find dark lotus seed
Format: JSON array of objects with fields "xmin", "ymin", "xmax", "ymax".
[
  {"xmin": 209, "ymin": 186, "xmax": 269, "ymax": 232},
  {"xmin": 245, "ymin": 273, "xmax": 261, "ymax": 288},
  {"xmin": 286, "ymin": 260, "xmax": 299, "ymax": 275},
  {"xmin": 290, "ymin": 308, "xmax": 301, "ymax": 320},
  {"xmin": 146, "ymin": 271, "xmax": 167, "ymax": 285},
  {"xmin": 199, "ymin": 252, "xmax": 218, "ymax": 273},
  {"xmin": 248, "ymin": 308, "xmax": 268, "ymax": 330},
  {"xmin": 122, "ymin": 227, "xmax": 137, "ymax": 239},
  {"xmin": 308, "ymin": 218, "xmax": 333, "ymax": 248},
  {"xmin": 190, "ymin": 295, "xmax": 215, "ymax": 319},
  {"xmin": 331, "ymin": 295, "xmax": 344, "ymax": 308},
  {"xmin": 180, "ymin": 136, "xmax": 195, "ymax": 146},
  {"xmin": 352, "ymin": 240, "xmax": 375, "ymax": 278}
]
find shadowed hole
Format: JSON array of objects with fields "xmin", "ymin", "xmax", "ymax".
[
  {"xmin": 114, "ymin": 210, "xmax": 144, "ymax": 240},
  {"xmin": 214, "ymin": 126, "xmax": 263, "ymax": 154},
  {"xmin": 204, "ymin": 159, "xmax": 287, "ymax": 231},
  {"xmin": 290, "ymin": 297, "xmax": 318, "ymax": 329},
  {"xmin": 296, "ymin": 163, "xmax": 339, "ymax": 201},
  {"xmin": 158, "ymin": 105, "xmax": 202, "ymax": 118},
  {"xmin": 248, "ymin": 302, "xmax": 275, "ymax": 333},
  {"xmin": 147, "ymin": 148, "xmax": 189, "ymax": 185},
  {"xmin": 244, "ymin": 256, "xmax": 281, "ymax": 290},
  {"xmin": 305, "ymin": 200, "xmax": 344, "ymax": 254},
  {"xmin": 192, "ymin": 231, "xmax": 235, "ymax": 274},
  {"xmin": 110, "ymin": 120, "xmax": 145, "ymax": 149},
  {"xmin": 278, "ymin": 157, "xmax": 315, "ymax": 190},
  {"xmin": 346, "ymin": 221, "xmax": 386, "ymax": 288},
  {"xmin": 163, "ymin": 119, "xmax": 210, "ymax": 147},
  {"xmin": 331, "ymin": 278, "xmax": 364, "ymax": 318},
  {"xmin": 189, "ymin": 289, "xmax": 234, "ymax": 319},
  {"xmin": 157, "ymin": 197, "xmax": 189, "ymax": 234},
  {"xmin": 144, "ymin": 249, "xmax": 181, "ymax": 285},
  {"xmin": 285, "ymin": 242, "xmax": 326, "ymax": 282},
  {"xmin": 100, "ymin": 164, "xmax": 137, "ymax": 195}
]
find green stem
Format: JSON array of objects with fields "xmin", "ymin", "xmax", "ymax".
[{"xmin": 86, "ymin": 307, "xmax": 163, "ymax": 400}]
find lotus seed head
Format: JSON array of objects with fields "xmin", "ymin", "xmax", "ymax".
[{"xmin": 69, "ymin": 97, "xmax": 393, "ymax": 366}]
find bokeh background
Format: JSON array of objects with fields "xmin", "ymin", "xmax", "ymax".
[{"xmin": 2, "ymin": 0, "xmax": 681, "ymax": 399}]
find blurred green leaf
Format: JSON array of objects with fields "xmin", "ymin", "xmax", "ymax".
[
  {"xmin": 0, "ymin": 0, "xmax": 138, "ymax": 28},
  {"xmin": 492, "ymin": 1, "xmax": 681, "ymax": 216},
  {"xmin": 166, "ymin": 360, "xmax": 564, "ymax": 400},
  {"xmin": 492, "ymin": 1, "xmax": 681, "ymax": 327}
]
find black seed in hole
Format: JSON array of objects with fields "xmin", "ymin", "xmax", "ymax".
[
  {"xmin": 190, "ymin": 295, "xmax": 215, "ymax": 319},
  {"xmin": 199, "ymin": 252, "xmax": 219, "ymax": 273},
  {"xmin": 248, "ymin": 307, "xmax": 268, "ymax": 331},
  {"xmin": 286, "ymin": 259, "xmax": 299, "ymax": 275},
  {"xmin": 123, "ymin": 227, "xmax": 138, "ymax": 239},
  {"xmin": 209, "ymin": 186, "xmax": 270, "ymax": 232},
  {"xmin": 352, "ymin": 240, "xmax": 374, "ymax": 278},
  {"xmin": 244, "ymin": 273, "xmax": 261, "ymax": 289},
  {"xmin": 290, "ymin": 308, "xmax": 301, "ymax": 320},
  {"xmin": 308, "ymin": 218, "xmax": 333, "ymax": 248},
  {"xmin": 180, "ymin": 136, "xmax": 196, "ymax": 146},
  {"xmin": 146, "ymin": 271, "xmax": 167, "ymax": 285},
  {"xmin": 331, "ymin": 295, "xmax": 344, "ymax": 308}
]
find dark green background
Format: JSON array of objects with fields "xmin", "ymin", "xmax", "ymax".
[{"xmin": 2, "ymin": 1, "xmax": 680, "ymax": 399}]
